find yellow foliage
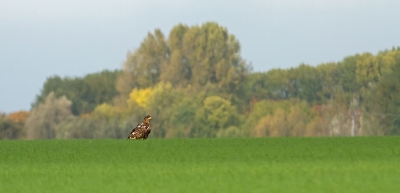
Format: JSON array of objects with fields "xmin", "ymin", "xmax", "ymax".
[
  {"xmin": 92, "ymin": 103, "xmax": 128, "ymax": 120},
  {"xmin": 356, "ymin": 51, "xmax": 397, "ymax": 88},
  {"xmin": 94, "ymin": 103, "xmax": 115, "ymax": 115},
  {"xmin": 305, "ymin": 117, "xmax": 326, "ymax": 137},
  {"xmin": 287, "ymin": 106, "xmax": 310, "ymax": 136},
  {"xmin": 253, "ymin": 115, "xmax": 270, "ymax": 137},
  {"xmin": 80, "ymin": 113, "xmax": 92, "ymax": 119},
  {"xmin": 152, "ymin": 81, "xmax": 172, "ymax": 94},
  {"xmin": 127, "ymin": 87, "xmax": 154, "ymax": 108},
  {"xmin": 147, "ymin": 81, "xmax": 175, "ymax": 107},
  {"xmin": 305, "ymin": 119, "xmax": 316, "ymax": 137},
  {"xmin": 253, "ymin": 108, "xmax": 286, "ymax": 137},
  {"xmin": 269, "ymin": 109, "xmax": 287, "ymax": 137}
]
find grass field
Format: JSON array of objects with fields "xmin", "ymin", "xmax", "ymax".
[{"xmin": 1, "ymin": 137, "xmax": 400, "ymax": 193}]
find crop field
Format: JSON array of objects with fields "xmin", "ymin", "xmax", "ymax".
[{"xmin": 1, "ymin": 137, "xmax": 400, "ymax": 193}]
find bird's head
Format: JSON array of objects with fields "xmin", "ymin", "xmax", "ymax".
[{"xmin": 144, "ymin": 115, "xmax": 152, "ymax": 123}]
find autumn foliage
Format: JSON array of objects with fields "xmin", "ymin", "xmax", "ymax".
[{"xmin": 3, "ymin": 22, "xmax": 400, "ymax": 140}]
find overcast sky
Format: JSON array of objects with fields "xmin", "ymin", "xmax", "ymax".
[{"xmin": 1, "ymin": 0, "xmax": 399, "ymax": 113}]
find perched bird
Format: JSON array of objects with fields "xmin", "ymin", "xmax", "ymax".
[{"xmin": 127, "ymin": 115, "xmax": 152, "ymax": 140}]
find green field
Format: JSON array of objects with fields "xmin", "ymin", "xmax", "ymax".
[{"xmin": 1, "ymin": 137, "xmax": 400, "ymax": 193}]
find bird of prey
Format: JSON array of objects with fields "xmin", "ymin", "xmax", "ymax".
[{"xmin": 127, "ymin": 115, "xmax": 152, "ymax": 140}]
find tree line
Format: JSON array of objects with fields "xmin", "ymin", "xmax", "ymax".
[{"xmin": 1, "ymin": 22, "xmax": 400, "ymax": 140}]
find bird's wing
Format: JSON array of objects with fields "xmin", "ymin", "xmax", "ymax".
[
  {"xmin": 130, "ymin": 123, "xmax": 148, "ymax": 133},
  {"xmin": 130, "ymin": 123, "xmax": 142, "ymax": 132},
  {"xmin": 137, "ymin": 123, "xmax": 149, "ymax": 130}
]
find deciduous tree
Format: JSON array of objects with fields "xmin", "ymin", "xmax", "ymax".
[{"xmin": 25, "ymin": 92, "xmax": 75, "ymax": 139}]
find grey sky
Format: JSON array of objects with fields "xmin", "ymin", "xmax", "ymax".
[{"xmin": 1, "ymin": 0, "xmax": 399, "ymax": 113}]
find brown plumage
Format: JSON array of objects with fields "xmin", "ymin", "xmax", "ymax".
[{"xmin": 127, "ymin": 115, "xmax": 152, "ymax": 140}]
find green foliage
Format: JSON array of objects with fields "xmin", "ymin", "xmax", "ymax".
[
  {"xmin": 356, "ymin": 52, "xmax": 394, "ymax": 91},
  {"xmin": 289, "ymin": 64, "xmax": 322, "ymax": 104},
  {"xmin": 192, "ymin": 96, "xmax": 240, "ymax": 138},
  {"xmin": 265, "ymin": 69, "xmax": 293, "ymax": 100},
  {"xmin": 144, "ymin": 82, "xmax": 186, "ymax": 138},
  {"xmin": 338, "ymin": 55, "xmax": 363, "ymax": 93},
  {"xmin": 315, "ymin": 62, "xmax": 342, "ymax": 102},
  {"xmin": 164, "ymin": 96, "xmax": 200, "ymax": 138},
  {"xmin": 216, "ymin": 126, "xmax": 241, "ymax": 138},
  {"xmin": 0, "ymin": 116, "xmax": 24, "ymax": 140},
  {"xmin": 24, "ymin": 21, "xmax": 400, "ymax": 139},
  {"xmin": 362, "ymin": 50, "xmax": 400, "ymax": 134},
  {"xmin": 117, "ymin": 22, "xmax": 251, "ymax": 101},
  {"xmin": 33, "ymin": 70, "xmax": 121, "ymax": 115},
  {"xmin": 1, "ymin": 138, "xmax": 400, "ymax": 192},
  {"xmin": 390, "ymin": 117, "xmax": 400, "ymax": 135},
  {"xmin": 245, "ymin": 72, "xmax": 268, "ymax": 102}
]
